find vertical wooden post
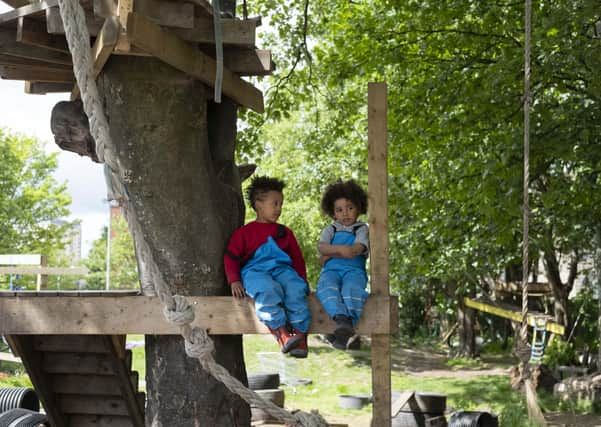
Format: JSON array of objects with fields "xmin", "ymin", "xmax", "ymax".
[
  {"xmin": 36, "ymin": 254, "xmax": 48, "ymax": 291},
  {"xmin": 368, "ymin": 82, "xmax": 391, "ymax": 427}
]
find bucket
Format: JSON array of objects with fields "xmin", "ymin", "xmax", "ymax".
[{"xmin": 0, "ymin": 388, "xmax": 39, "ymax": 413}]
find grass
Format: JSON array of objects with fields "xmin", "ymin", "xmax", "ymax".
[
  {"xmin": 1, "ymin": 335, "xmax": 594, "ymax": 427},
  {"xmin": 243, "ymin": 335, "xmax": 533, "ymax": 426}
]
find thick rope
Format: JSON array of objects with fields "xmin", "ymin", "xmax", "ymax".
[
  {"xmin": 520, "ymin": 0, "xmax": 532, "ymax": 353},
  {"xmin": 520, "ymin": 2, "xmax": 547, "ymax": 425},
  {"xmin": 56, "ymin": 2, "xmax": 326, "ymax": 426}
]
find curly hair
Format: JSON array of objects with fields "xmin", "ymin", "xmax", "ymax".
[
  {"xmin": 321, "ymin": 179, "xmax": 368, "ymax": 218},
  {"xmin": 246, "ymin": 176, "xmax": 285, "ymax": 210}
]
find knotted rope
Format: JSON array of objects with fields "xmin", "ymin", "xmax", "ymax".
[{"xmin": 56, "ymin": 2, "xmax": 326, "ymax": 425}]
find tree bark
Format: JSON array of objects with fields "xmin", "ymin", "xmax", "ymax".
[
  {"xmin": 456, "ymin": 289, "xmax": 477, "ymax": 358},
  {"xmin": 97, "ymin": 56, "xmax": 250, "ymax": 426}
]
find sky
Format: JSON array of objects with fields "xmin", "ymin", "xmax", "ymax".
[
  {"xmin": 0, "ymin": 4, "xmax": 110, "ymax": 257},
  {"xmin": 0, "ymin": 80, "xmax": 108, "ymax": 257}
]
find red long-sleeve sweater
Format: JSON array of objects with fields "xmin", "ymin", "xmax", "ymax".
[{"xmin": 224, "ymin": 221, "xmax": 307, "ymax": 285}]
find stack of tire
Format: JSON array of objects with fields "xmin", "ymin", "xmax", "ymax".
[
  {"xmin": 248, "ymin": 373, "xmax": 285, "ymax": 424},
  {"xmin": 0, "ymin": 387, "xmax": 48, "ymax": 426}
]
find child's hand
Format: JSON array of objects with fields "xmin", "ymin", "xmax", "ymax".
[
  {"xmin": 231, "ymin": 281, "xmax": 245, "ymax": 298},
  {"xmin": 319, "ymin": 255, "xmax": 331, "ymax": 265}
]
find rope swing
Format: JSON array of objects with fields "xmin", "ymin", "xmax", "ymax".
[
  {"xmin": 55, "ymin": 0, "xmax": 326, "ymax": 425},
  {"xmin": 520, "ymin": 1, "xmax": 546, "ymax": 425}
]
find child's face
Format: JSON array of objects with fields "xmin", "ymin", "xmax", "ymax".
[
  {"xmin": 255, "ymin": 190, "xmax": 283, "ymax": 223},
  {"xmin": 333, "ymin": 198, "xmax": 359, "ymax": 226}
]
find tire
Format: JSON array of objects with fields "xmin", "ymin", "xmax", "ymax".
[
  {"xmin": 0, "ymin": 408, "xmax": 48, "ymax": 427},
  {"xmin": 248, "ymin": 373, "xmax": 280, "ymax": 390},
  {"xmin": 255, "ymin": 388, "xmax": 285, "ymax": 408}
]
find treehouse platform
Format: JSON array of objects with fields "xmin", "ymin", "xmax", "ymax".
[{"xmin": 0, "ymin": 290, "xmax": 398, "ymax": 426}]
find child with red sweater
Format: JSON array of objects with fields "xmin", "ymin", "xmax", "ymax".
[{"xmin": 224, "ymin": 176, "xmax": 310, "ymax": 358}]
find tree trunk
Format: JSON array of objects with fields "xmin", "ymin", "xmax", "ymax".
[
  {"xmin": 543, "ymin": 249, "xmax": 569, "ymax": 328},
  {"xmin": 98, "ymin": 56, "xmax": 250, "ymax": 426},
  {"xmin": 456, "ymin": 293, "xmax": 477, "ymax": 357}
]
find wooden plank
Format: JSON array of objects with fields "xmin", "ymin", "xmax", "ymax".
[
  {"xmin": 17, "ymin": 16, "xmax": 69, "ymax": 53},
  {"xmin": 0, "ymin": 0, "xmax": 58, "ymax": 25},
  {"xmin": 45, "ymin": 6, "xmax": 104, "ymax": 37},
  {"xmin": 221, "ymin": 48, "xmax": 273, "ymax": 76},
  {"xmin": 58, "ymin": 394, "xmax": 130, "ymax": 416},
  {"xmin": 173, "ymin": 17, "xmax": 258, "ymax": 46},
  {"xmin": 25, "ymin": 80, "xmax": 73, "ymax": 93},
  {"xmin": 43, "ymin": 352, "xmax": 116, "ymax": 375},
  {"xmin": 126, "ymin": 12, "xmax": 264, "ymax": 113},
  {"xmin": 0, "ymin": 266, "xmax": 88, "ymax": 274},
  {"xmin": 50, "ymin": 374, "xmax": 122, "ymax": 395},
  {"xmin": 0, "ymin": 65, "xmax": 74, "ymax": 82},
  {"xmin": 32, "ymin": 335, "xmax": 111, "ymax": 353},
  {"xmin": 68, "ymin": 415, "xmax": 134, "ymax": 427},
  {"xmin": 0, "ymin": 27, "xmax": 72, "ymax": 65},
  {"xmin": 201, "ymin": 47, "xmax": 273, "ymax": 75},
  {"xmin": 136, "ymin": 0, "xmax": 194, "ymax": 29},
  {"xmin": 368, "ymin": 82, "xmax": 389, "ymax": 294},
  {"xmin": 0, "ymin": 295, "xmax": 397, "ymax": 335},
  {"xmin": 367, "ymin": 82, "xmax": 391, "ymax": 427},
  {"xmin": 0, "ymin": 54, "xmax": 72, "ymax": 72},
  {"xmin": 464, "ymin": 297, "xmax": 565, "ymax": 335}
]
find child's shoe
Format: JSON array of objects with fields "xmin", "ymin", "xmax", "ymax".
[
  {"xmin": 333, "ymin": 315, "xmax": 354, "ymax": 350},
  {"xmin": 268, "ymin": 325, "xmax": 302, "ymax": 353},
  {"xmin": 289, "ymin": 330, "xmax": 308, "ymax": 358}
]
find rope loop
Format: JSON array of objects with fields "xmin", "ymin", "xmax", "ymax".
[
  {"xmin": 163, "ymin": 294, "xmax": 195, "ymax": 326},
  {"xmin": 185, "ymin": 327, "xmax": 215, "ymax": 361}
]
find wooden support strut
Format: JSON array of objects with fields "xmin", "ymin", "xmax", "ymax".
[
  {"xmin": 368, "ymin": 82, "xmax": 392, "ymax": 427},
  {"xmin": 125, "ymin": 12, "xmax": 264, "ymax": 113}
]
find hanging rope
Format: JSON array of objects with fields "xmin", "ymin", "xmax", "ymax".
[
  {"xmin": 520, "ymin": 2, "xmax": 547, "ymax": 425},
  {"xmin": 520, "ymin": 0, "xmax": 532, "ymax": 349},
  {"xmin": 55, "ymin": 2, "xmax": 326, "ymax": 425}
]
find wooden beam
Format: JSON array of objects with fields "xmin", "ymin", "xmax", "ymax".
[
  {"xmin": 0, "ymin": 27, "xmax": 72, "ymax": 65},
  {"xmin": 0, "ymin": 53, "xmax": 71, "ymax": 70},
  {"xmin": 0, "ymin": 294, "xmax": 398, "ymax": 335},
  {"xmin": 0, "ymin": 266, "xmax": 88, "ymax": 275},
  {"xmin": 464, "ymin": 297, "xmax": 565, "ymax": 335},
  {"xmin": 45, "ymin": 6, "xmax": 104, "ymax": 37},
  {"xmin": 0, "ymin": 65, "xmax": 74, "ymax": 82},
  {"xmin": 136, "ymin": 0, "xmax": 194, "ymax": 29},
  {"xmin": 173, "ymin": 17, "xmax": 258, "ymax": 47},
  {"xmin": 71, "ymin": 16, "xmax": 120, "ymax": 100},
  {"xmin": 201, "ymin": 47, "xmax": 274, "ymax": 76},
  {"xmin": 17, "ymin": 16, "xmax": 69, "ymax": 53},
  {"xmin": 126, "ymin": 12, "xmax": 264, "ymax": 113},
  {"xmin": 0, "ymin": 0, "xmax": 58, "ymax": 25},
  {"xmin": 368, "ymin": 82, "xmax": 391, "ymax": 427},
  {"xmin": 25, "ymin": 80, "xmax": 73, "ymax": 94}
]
